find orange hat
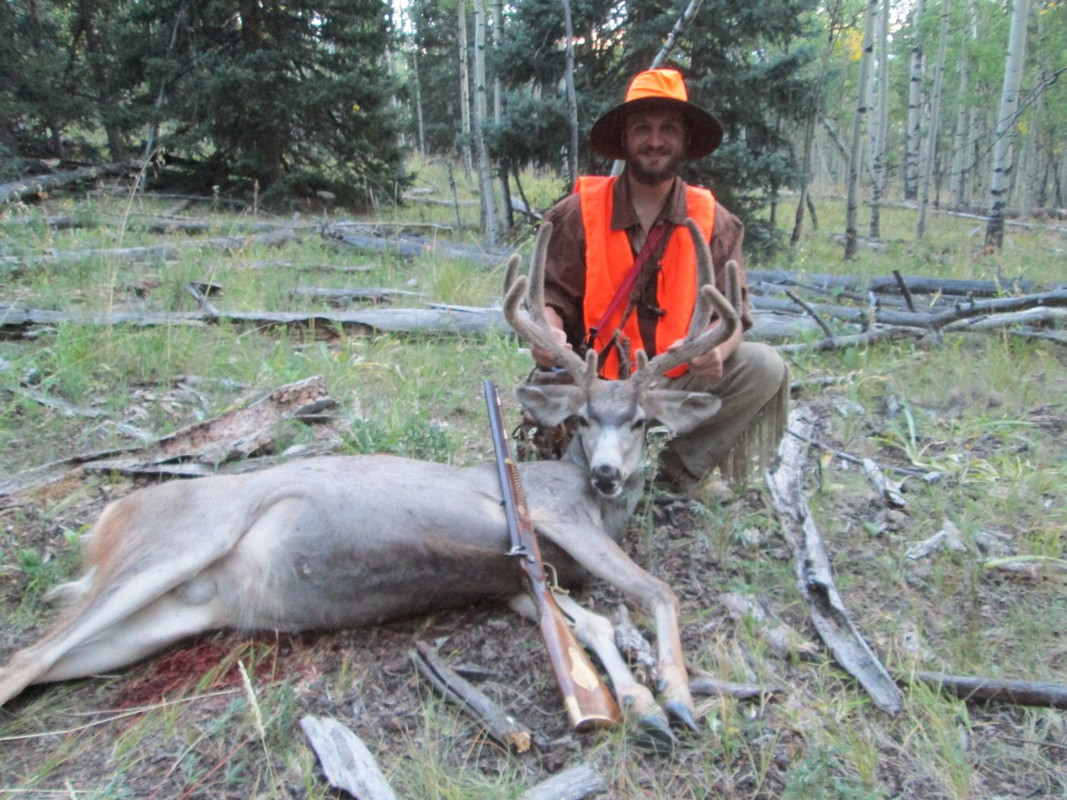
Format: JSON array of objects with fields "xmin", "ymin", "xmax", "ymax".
[{"xmin": 589, "ymin": 68, "xmax": 723, "ymax": 161}]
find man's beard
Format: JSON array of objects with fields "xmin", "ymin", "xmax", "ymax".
[{"xmin": 626, "ymin": 149, "xmax": 684, "ymax": 186}]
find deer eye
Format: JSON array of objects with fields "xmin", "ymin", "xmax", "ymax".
[{"xmin": 631, "ymin": 417, "xmax": 647, "ymax": 432}]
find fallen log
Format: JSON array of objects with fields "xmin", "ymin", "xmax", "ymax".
[
  {"xmin": 290, "ymin": 286, "xmax": 427, "ymax": 306},
  {"xmin": 1, "ymin": 228, "xmax": 301, "ymax": 271},
  {"xmin": 0, "ymin": 375, "xmax": 335, "ymax": 503},
  {"xmin": 0, "ymin": 300, "xmax": 511, "ymax": 340},
  {"xmin": 329, "ymin": 232, "xmax": 509, "ymax": 269},
  {"xmin": 0, "ymin": 162, "xmax": 134, "ymax": 204},
  {"xmin": 765, "ymin": 405, "xmax": 904, "ymax": 714},
  {"xmin": 747, "ymin": 268, "xmax": 1063, "ymax": 298},
  {"xmin": 754, "ymin": 290, "xmax": 1067, "ymax": 331},
  {"xmin": 902, "ymin": 672, "xmax": 1067, "ymax": 710}
]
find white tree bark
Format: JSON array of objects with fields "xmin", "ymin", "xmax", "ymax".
[
  {"xmin": 949, "ymin": 0, "xmax": 976, "ymax": 208},
  {"xmin": 457, "ymin": 1, "xmax": 474, "ymax": 181},
  {"xmin": 562, "ymin": 0, "xmax": 579, "ymax": 189},
  {"xmin": 985, "ymin": 0, "xmax": 1031, "ymax": 249},
  {"xmin": 917, "ymin": 0, "xmax": 949, "ymax": 239},
  {"xmin": 472, "ymin": 0, "xmax": 498, "ymax": 246},
  {"xmin": 868, "ymin": 0, "xmax": 890, "ymax": 239},
  {"xmin": 845, "ymin": 0, "xmax": 878, "ymax": 259},
  {"xmin": 903, "ymin": 0, "xmax": 927, "ymax": 201}
]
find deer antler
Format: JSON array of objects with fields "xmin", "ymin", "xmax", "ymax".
[
  {"xmin": 637, "ymin": 217, "xmax": 741, "ymax": 385},
  {"xmin": 504, "ymin": 222, "xmax": 594, "ymax": 383}
]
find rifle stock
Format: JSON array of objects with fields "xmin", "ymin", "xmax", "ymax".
[{"xmin": 484, "ymin": 381, "xmax": 619, "ymax": 731}]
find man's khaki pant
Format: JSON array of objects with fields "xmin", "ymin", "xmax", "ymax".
[{"xmin": 662, "ymin": 341, "xmax": 788, "ymax": 483}]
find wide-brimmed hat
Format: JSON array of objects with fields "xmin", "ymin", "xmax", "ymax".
[{"xmin": 589, "ymin": 68, "xmax": 723, "ymax": 161}]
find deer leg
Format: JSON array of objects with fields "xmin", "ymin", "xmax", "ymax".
[
  {"xmin": 38, "ymin": 580, "xmax": 228, "ymax": 683},
  {"xmin": 0, "ymin": 570, "xmax": 228, "ymax": 703},
  {"xmin": 536, "ymin": 523, "xmax": 698, "ymax": 732}
]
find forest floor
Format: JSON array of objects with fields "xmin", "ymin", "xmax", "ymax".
[{"xmin": 0, "ymin": 183, "xmax": 1065, "ymax": 799}]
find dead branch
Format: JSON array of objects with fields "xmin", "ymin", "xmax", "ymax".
[
  {"xmin": 519, "ymin": 762, "xmax": 607, "ymax": 800},
  {"xmin": 290, "ymin": 286, "xmax": 427, "ymax": 306},
  {"xmin": 328, "ymin": 230, "xmax": 509, "ymax": 269},
  {"xmin": 747, "ymin": 268, "xmax": 1062, "ymax": 298},
  {"xmin": 0, "ymin": 162, "xmax": 134, "ymax": 204},
  {"xmin": 1, "ymin": 228, "xmax": 300, "ymax": 272},
  {"xmin": 300, "ymin": 716, "xmax": 398, "ymax": 800},
  {"xmin": 688, "ymin": 672, "xmax": 785, "ymax": 701},
  {"xmin": 901, "ymin": 672, "xmax": 1067, "ymax": 710},
  {"xmin": 411, "ymin": 641, "xmax": 532, "ymax": 752},
  {"xmin": 0, "ymin": 298, "xmax": 510, "ymax": 340},
  {"xmin": 0, "ymin": 375, "xmax": 335, "ymax": 503},
  {"xmin": 765, "ymin": 404, "xmax": 904, "ymax": 715}
]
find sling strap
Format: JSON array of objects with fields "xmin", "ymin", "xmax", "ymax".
[{"xmin": 582, "ymin": 219, "xmax": 671, "ymax": 358}]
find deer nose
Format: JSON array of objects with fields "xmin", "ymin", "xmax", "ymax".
[{"xmin": 591, "ymin": 464, "xmax": 622, "ymax": 496}]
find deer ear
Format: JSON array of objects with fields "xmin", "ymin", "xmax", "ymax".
[
  {"xmin": 642, "ymin": 389, "xmax": 722, "ymax": 435},
  {"xmin": 516, "ymin": 384, "xmax": 585, "ymax": 427}
]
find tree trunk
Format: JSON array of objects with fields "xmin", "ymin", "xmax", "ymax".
[
  {"xmin": 492, "ymin": 0, "xmax": 510, "ymax": 227},
  {"xmin": 917, "ymin": 0, "xmax": 949, "ymax": 239},
  {"xmin": 844, "ymin": 0, "xmax": 878, "ymax": 260},
  {"xmin": 411, "ymin": 49, "xmax": 426, "ymax": 159},
  {"xmin": 868, "ymin": 0, "xmax": 890, "ymax": 240},
  {"xmin": 986, "ymin": 0, "xmax": 1031, "ymax": 250},
  {"xmin": 949, "ymin": 0, "xmax": 975, "ymax": 209},
  {"xmin": 562, "ymin": 0, "xmax": 579, "ymax": 189},
  {"xmin": 457, "ymin": 1, "xmax": 474, "ymax": 182},
  {"xmin": 903, "ymin": 0, "xmax": 926, "ymax": 202},
  {"xmin": 472, "ymin": 0, "xmax": 498, "ymax": 246}
]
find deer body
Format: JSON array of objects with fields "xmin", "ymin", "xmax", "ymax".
[{"xmin": 1, "ymin": 219, "xmax": 741, "ymax": 741}]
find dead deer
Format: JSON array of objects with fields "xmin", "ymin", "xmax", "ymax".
[{"xmin": 0, "ymin": 219, "xmax": 739, "ymax": 744}]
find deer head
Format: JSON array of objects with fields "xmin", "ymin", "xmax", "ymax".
[{"xmin": 504, "ymin": 218, "xmax": 741, "ymax": 499}]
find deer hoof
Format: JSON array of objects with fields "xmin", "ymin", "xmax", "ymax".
[
  {"xmin": 634, "ymin": 712, "xmax": 677, "ymax": 753},
  {"xmin": 664, "ymin": 698, "xmax": 701, "ymax": 733}
]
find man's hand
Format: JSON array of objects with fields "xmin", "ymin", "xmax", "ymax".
[
  {"xmin": 688, "ymin": 345, "xmax": 726, "ymax": 380},
  {"xmin": 531, "ymin": 306, "xmax": 572, "ymax": 367},
  {"xmin": 665, "ymin": 319, "xmax": 743, "ymax": 381}
]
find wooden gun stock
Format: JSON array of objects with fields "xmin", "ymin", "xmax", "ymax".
[{"xmin": 483, "ymin": 381, "xmax": 619, "ymax": 730}]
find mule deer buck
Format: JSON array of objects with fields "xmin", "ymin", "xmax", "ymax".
[{"xmin": 0, "ymin": 219, "xmax": 739, "ymax": 743}]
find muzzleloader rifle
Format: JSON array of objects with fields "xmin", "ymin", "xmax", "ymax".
[{"xmin": 483, "ymin": 380, "xmax": 619, "ymax": 731}]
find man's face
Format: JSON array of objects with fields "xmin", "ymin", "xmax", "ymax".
[{"xmin": 621, "ymin": 107, "xmax": 689, "ymax": 187}]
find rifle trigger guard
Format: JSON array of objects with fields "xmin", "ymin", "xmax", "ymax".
[{"xmin": 544, "ymin": 562, "xmax": 568, "ymax": 595}]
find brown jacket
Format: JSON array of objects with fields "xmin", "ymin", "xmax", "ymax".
[{"xmin": 542, "ymin": 175, "xmax": 751, "ymax": 358}]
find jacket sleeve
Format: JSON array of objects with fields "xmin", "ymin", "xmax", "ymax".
[
  {"xmin": 710, "ymin": 203, "xmax": 754, "ymax": 331},
  {"xmin": 541, "ymin": 194, "xmax": 589, "ymax": 348}
]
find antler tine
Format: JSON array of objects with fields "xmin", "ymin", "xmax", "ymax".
[
  {"xmin": 502, "ymin": 252, "xmax": 521, "ymax": 299},
  {"xmin": 683, "ymin": 217, "xmax": 715, "ymax": 342},
  {"xmin": 639, "ymin": 218, "xmax": 741, "ymax": 385},
  {"xmin": 503, "ymin": 222, "xmax": 590, "ymax": 380}
]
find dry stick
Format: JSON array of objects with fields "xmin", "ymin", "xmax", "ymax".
[
  {"xmin": 411, "ymin": 640, "xmax": 532, "ymax": 753},
  {"xmin": 689, "ymin": 674, "xmax": 784, "ymax": 701},
  {"xmin": 300, "ymin": 716, "xmax": 398, "ymax": 800},
  {"xmin": 892, "ymin": 269, "xmax": 917, "ymax": 311},
  {"xmin": 765, "ymin": 405, "xmax": 904, "ymax": 715},
  {"xmin": 519, "ymin": 762, "xmax": 608, "ymax": 800},
  {"xmin": 901, "ymin": 672, "xmax": 1067, "ymax": 710},
  {"xmin": 784, "ymin": 289, "xmax": 834, "ymax": 337}
]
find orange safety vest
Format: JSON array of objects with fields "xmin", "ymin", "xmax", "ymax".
[{"xmin": 577, "ymin": 175, "xmax": 716, "ymax": 379}]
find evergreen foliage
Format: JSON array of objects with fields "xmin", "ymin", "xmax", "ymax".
[{"xmin": 1, "ymin": 0, "xmax": 409, "ymax": 209}]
